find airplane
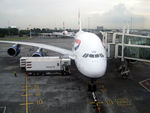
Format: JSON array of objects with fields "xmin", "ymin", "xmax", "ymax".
[
  {"xmin": 52, "ymin": 22, "xmax": 75, "ymax": 38},
  {"xmin": 52, "ymin": 31, "xmax": 75, "ymax": 38},
  {"xmin": 0, "ymin": 14, "xmax": 107, "ymax": 91}
]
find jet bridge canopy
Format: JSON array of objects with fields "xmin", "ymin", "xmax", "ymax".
[
  {"xmin": 117, "ymin": 44, "xmax": 150, "ymax": 62},
  {"xmin": 113, "ymin": 33, "xmax": 150, "ymax": 46},
  {"xmin": 102, "ymin": 32, "xmax": 150, "ymax": 62}
]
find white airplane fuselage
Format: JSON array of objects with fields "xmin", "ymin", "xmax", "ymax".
[
  {"xmin": 0, "ymin": 30, "xmax": 106, "ymax": 79},
  {"xmin": 73, "ymin": 31, "xmax": 107, "ymax": 78}
]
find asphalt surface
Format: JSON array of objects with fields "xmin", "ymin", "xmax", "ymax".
[{"xmin": 0, "ymin": 36, "xmax": 150, "ymax": 113}]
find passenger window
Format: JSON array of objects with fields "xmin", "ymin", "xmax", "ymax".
[
  {"xmin": 82, "ymin": 54, "xmax": 86, "ymax": 57},
  {"xmin": 99, "ymin": 53, "xmax": 104, "ymax": 57},
  {"xmin": 82, "ymin": 53, "xmax": 89, "ymax": 58},
  {"xmin": 84, "ymin": 54, "xmax": 89, "ymax": 58}
]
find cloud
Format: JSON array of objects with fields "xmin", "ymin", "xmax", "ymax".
[
  {"xmin": 0, "ymin": 1, "xmax": 149, "ymax": 29},
  {"xmin": 88, "ymin": 3, "xmax": 146, "ymax": 29}
]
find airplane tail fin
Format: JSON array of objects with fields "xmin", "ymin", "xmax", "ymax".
[
  {"xmin": 63, "ymin": 21, "xmax": 65, "ymax": 30},
  {"xmin": 78, "ymin": 11, "xmax": 82, "ymax": 32}
]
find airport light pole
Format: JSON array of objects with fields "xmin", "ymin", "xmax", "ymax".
[
  {"xmin": 121, "ymin": 26, "xmax": 125, "ymax": 62},
  {"xmin": 8, "ymin": 21, "xmax": 10, "ymax": 37},
  {"xmin": 29, "ymin": 24, "xmax": 31, "ymax": 38},
  {"xmin": 18, "ymin": 27, "xmax": 20, "ymax": 37}
]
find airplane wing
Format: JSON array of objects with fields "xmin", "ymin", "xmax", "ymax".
[{"xmin": 0, "ymin": 40, "xmax": 75, "ymax": 59}]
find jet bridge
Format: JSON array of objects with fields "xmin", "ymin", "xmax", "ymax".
[
  {"xmin": 101, "ymin": 31, "xmax": 150, "ymax": 78},
  {"xmin": 102, "ymin": 31, "xmax": 150, "ymax": 62}
]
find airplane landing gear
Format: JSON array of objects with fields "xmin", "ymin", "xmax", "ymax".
[
  {"xmin": 119, "ymin": 61, "xmax": 130, "ymax": 79},
  {"xmin": 88, "ymin": 79, "xmax": 97, "ymax": 92}
]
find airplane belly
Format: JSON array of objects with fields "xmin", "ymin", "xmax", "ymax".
[{"xmin": 75, "ymin": 58, "xmax": 107, "ymax": 78}]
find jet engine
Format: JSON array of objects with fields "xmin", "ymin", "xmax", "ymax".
[
  {"xmin": 32, "ymin": 48, "xmax": 43, "ymax": 57},
  {"xmin": 7, "ymin": 44, "xmax": 20, "ymax": 56}
]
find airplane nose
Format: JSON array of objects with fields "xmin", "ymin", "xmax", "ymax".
[{"xmin": 78, "ymin": 59, "xmax": 107, "ymax": 78}]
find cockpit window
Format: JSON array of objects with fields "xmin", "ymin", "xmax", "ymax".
[
  {"xmin": 89, "ymin": 54, "xmax": 94, "ymax": 58},
  {"xmin": 82, "ymin": 53, "xmax": 104, "ymax": 58},
  {"xmin": 82, "ymin": 53, "xmax": 89, "ymax": 58}
]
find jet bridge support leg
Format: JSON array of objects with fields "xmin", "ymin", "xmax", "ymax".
[{"xmin": 119, "ymin": 60, "xmax": 130, "ymax": 79}]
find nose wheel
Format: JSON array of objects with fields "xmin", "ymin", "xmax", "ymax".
[{"xmin": 88, "ymin": 79, "xmax": 97, "ymax": 92}]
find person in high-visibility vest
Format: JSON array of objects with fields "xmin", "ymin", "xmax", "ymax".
[{"xmin": 14, "ymin": 71, "xmax": 17, "ymax": 77}]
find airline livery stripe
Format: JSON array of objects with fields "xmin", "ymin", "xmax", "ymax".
[{"xmin": 75, "ymin": 39, "xmax": 81, "ymax": 44}]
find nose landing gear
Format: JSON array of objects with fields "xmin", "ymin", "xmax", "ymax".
[{"xmin": 88, "ymin": 79, "xmax": 97, "ymax": 92}]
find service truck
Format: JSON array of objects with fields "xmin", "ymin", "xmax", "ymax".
[
  {"xmin": 20, "ymin": 56, "xmax": 71, "ymax": 75},
  {"xmin": 20, "ymin": 57, "xmax": 28, "ymax": 69}
]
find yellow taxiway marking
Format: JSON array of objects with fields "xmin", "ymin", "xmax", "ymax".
[
  {"xmin": 36, "ymin": 99, "xmax": 44, "ymax": 104},
  {"xmin": 34, "ymin": 84, "xmax": 40, "ymax": 90},
  {"xmin": 35, "ymin": 92, "xmax": 41, "ymax": 96},
  {"xmin": 115, "ymin": 98, "xmax": 131, "ymax": 106},
  {"xmin": 20, "ymin": 102, "xmax": 34, "ymax": 106},
  {"xmin": 25, "ymin": 75, "xmax": 28, "ymax": 113},
  {"xmin": 90, "ymin": 102, "xmax": 104, "ymax": 104},
  {"xmin": 106, "ymin": 100, "xmax": 114, "ymax": 105},
  {"xmin": 20, "ymin": 74, "xmax": 44, "ymax": 113},
  {"xmin": 143, "ymin": 62, "xmax": 150, "ymax": 66}
]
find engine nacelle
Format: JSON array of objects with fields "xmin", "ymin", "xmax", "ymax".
[
  {"xmin": 7, "ymin": 44, "xmax": 20, "ymax": 56},
  {"xmin": 32, "ymin": 48, "xmax": 43, "ymax": 57}
]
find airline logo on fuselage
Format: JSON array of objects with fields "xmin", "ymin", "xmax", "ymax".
[{"xmin": 74, "ymin": 39, "xmax": 81, "ymax": 51}]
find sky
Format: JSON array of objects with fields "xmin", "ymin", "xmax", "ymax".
[{"xmin": 0, "ymin": 0, "xmax": 150, "ymax": 29}]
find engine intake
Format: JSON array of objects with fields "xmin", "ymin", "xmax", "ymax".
[
  {"xmin": 7, "ymin": 45, "xmax": 20, "ymax": 56},
  {"xmin": 32, "ymin": 48, "xmax": 43, "ymax": 57}
]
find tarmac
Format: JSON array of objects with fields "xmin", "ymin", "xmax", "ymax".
[{"xmin": 0, "ymin": 36, "xmax": 150, "ymax": 113}]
